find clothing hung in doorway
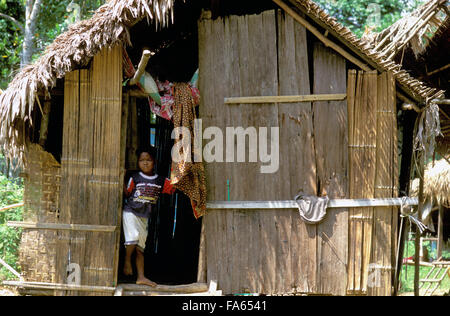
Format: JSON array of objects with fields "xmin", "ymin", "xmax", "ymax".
[
  {"xmin": 170, "ymin": 83, "xmax": 207, "ymax": 219},
  {"xmin": 123, "ymin": 48, "xmax": 200, "ymax": 121}
]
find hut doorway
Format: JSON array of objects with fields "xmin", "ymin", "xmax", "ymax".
[
  {"xmin": 118, "ymin": 97, "xmax": 202, "ymax": 286},
  {"xmin": 117, "ymin": 0, "xmax": 204, "ymax": 287}
]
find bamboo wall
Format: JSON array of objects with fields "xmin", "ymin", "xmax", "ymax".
[
  {"xmin": 55, "ymin": 45, "xmax": 124, "ymax": 295},
  {"xmin": 199, "ymin": 10, "xmax": 398, "ymax": 296},
  {"xmin": 19, "ymin": 143, "xmax": 61, "ymax": 283},
  {"xmin": 347, "ymin": 70, "xmax": 398, "ymax": 295}
]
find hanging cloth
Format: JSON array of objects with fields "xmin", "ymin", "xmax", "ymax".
[
  {"xmin": 170, "ymin": 83, "xmax": 207, "ymax": 219},
  {"xmin": 294, "ymin": 192, "xmax": 329, "ymax": 224}
]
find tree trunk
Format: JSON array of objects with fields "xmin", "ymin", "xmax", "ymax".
[{"xmin": 21, "ymin": 0, "xmax": 42, "ymax": 67}]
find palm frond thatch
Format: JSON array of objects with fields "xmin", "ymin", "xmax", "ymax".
[
  {"xmin": 367, "ymin": 0, "xmax": 449, "ymax": 60},
  {"xmin": 0, "ymin": 0, "xmax": 174, "ymax": 163},
  {"xmin": 410, "ymin": 158, "xmax": 450, "ymax": 206}
]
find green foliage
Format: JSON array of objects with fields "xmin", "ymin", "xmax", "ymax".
[
  {"xmin": 0, "ymin": 0, "xmax": 105, "ymax": 88},
  {"xmin": 400, "ymin": 239, "xmax": 450, "ymax": 294},
  {"xmin": 35, "ymin": 0, "xmax": 105, "ymax": 60},
  {"xmin": 0, "ymin": 173, "xmax": 23, "ymax": 281},
  {"xmin": 0, "ymin": 0, "xmax": 24, "ymax": 89},
  {"xmin": 315, "ymin": 0, "xmax": 425, "ymax": 37}
]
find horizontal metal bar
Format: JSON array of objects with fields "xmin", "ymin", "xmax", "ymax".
[
  {"xmin": 7, "ymin": 221, "xmax": 116, "ymax": 232},
  {"xmin": 225, "ymin": 94, "xmax": 347, "ymax": 104},
  {"xmin": 206, "ymin": 197, "xmax": 418, "ymax": 210}
]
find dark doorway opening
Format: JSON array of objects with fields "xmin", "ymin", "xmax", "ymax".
[{"xmin": 118, "ymin": 99, "xmax": 202, "ymax": 286}]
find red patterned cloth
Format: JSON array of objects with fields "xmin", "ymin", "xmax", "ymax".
[{"xmin": 149, "ymin": 80, "xmax": 200, "ymax": 121}]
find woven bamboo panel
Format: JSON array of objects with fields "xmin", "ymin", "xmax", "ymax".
[{"xmin": 19, "ymin": 143, "xmax": 61, "ymax": 283}]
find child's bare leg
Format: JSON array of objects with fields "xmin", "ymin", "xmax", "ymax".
[
  {"xmin": 135, "ymin": 248, "xmax": 157, "ymax": 287},
  {"xmin": 123, "ymin": 244, "xmax": 135, "ymax": 276}
]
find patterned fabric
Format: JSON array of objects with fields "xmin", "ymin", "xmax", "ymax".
[
  {"xmin": 149, "ymin": 80, "xmax": 200, "ymax": 121},
  {"xmin": 122, "ymin": 48, "xmax": 201, "ymax": 121},
  {"xmin": 170, "ymin": 83, "xmax": 207, "ymax": 219}
]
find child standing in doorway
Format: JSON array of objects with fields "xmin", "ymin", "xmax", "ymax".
[{"xmin": 122, "ymin": 146, "xmax": 175, "ymax": 286}]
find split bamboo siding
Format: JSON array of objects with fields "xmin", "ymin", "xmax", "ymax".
[
  {"xmin": 347, "ymin": 70, "xmax": 398, "ymax": 296},
  {"xmin": 199, "ymin": 10, "xmax": 399, "ymax": 295},
  {"xmin": 55, "ymin": 45, "xmax": 123, "ymax": 295}
]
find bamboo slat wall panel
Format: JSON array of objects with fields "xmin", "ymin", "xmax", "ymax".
[
  {"xmin": 312, "ymin": 43, "xmax": 348, "ymax": 296},
  {"xmin": 56, "ymin": 45, "xmax": 123, "ymax": 295},
  {"xmin": 369, "ymin": 71, "xmax": 398, "ymax": 296},
  {"xmin": 347, "ymin": 70, "xmax": 398, "ymax": 295},
  {"xmin": 347, "ymin": 70, "xmax": 378, "ymax": 295}
]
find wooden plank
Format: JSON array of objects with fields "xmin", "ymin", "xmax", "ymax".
[
  {"xmin": 7, "ymin": 222, "xmax": 116, "ymax": 232},
  {"xmin": 224, "ymin": 94, "xmax": 347, "ymax": 104},
  {"xmin": 277, "ymin": 10, "xmax": 317, "ymax": 294},
  {"xmin": 198, "ymin": 10, "xmax": 216, "ymax": 202},
  {"xmin": 3, "ymin": 281, "xmax": 116, "ymax": 293},
  {"xmin": 250, "ymin": 10, "xmax": 279, "ymax": 295},
  {"xmin": 313, "ymin": 42, "xmax": 348, "ymax": 296},
  {"xmin": 119, "ymin": 282, "xmax": 209, "ymax": 293},
  {"xmin": 224, "ymin": 13, "xmax": 241, "ymax": 294}
]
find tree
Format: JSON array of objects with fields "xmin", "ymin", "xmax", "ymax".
[
  {"xmin": 0, "ymin": 0, "xmax": 104, "ymax": 89},
  {"xmin": 315, "ymin": 0, "xmax": 425, "ymax": 37},
  {"xmin": 21, "ymin": 0, "xmax": 42, "ymax": 66}
]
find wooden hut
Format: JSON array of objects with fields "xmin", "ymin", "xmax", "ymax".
[{"xmin": 0, "ymin": 0, "xmax": 446, "ymax": 296}]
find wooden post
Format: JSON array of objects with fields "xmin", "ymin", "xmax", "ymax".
[
  {"xmin": 39, "ymin": 97, "xmax": 52, "ymax": 147},
  {"xmin": 129, "ymin": 49, "xmax": 151, "ymax": 86},
  {"xmin": 414, "ymin": 151, "xmax": 425, "ymax": 296},
  {"xmin": 394, "ymin": 217, "xmax": 408, "ymax": 296},
  {"xmin": 437, "ymin": 205, "xmax": 444, "ymax": 260}
]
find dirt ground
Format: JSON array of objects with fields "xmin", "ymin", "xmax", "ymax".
[{"xmin": 0, "ymin": 286, "xmax": 18, "ymax": 296}]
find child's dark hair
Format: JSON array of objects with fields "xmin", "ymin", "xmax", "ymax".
[{"xmin": 136, "ymin": 146, "xmax": 157, "ymax": 160}]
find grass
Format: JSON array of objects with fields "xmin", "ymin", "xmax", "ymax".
[{"xmin": 398, "ymin": 239, "xmax": 450, "ymax": 295}]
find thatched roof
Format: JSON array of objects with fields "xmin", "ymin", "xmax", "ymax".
[
  {"xmin": 0, "ymin": 0, "xmax": 446, "ymax": 164},
  {"xmin": 0, "ymin": 0, "xmax": 175, "ymax": 163},
  {"xmin": 365, "ymin": 0, "xmax": 449, "ymax": 147},
  {"xmin": 410, "ymin": 158, "xmax": 450, "ymax": 207},
  {"xmin": 367, "ymin": 0, "xmax": 449, "ymax": 60},
  {"xmin": 290, "ymin": 0, "xmax": 445, "ymax": 102}
]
